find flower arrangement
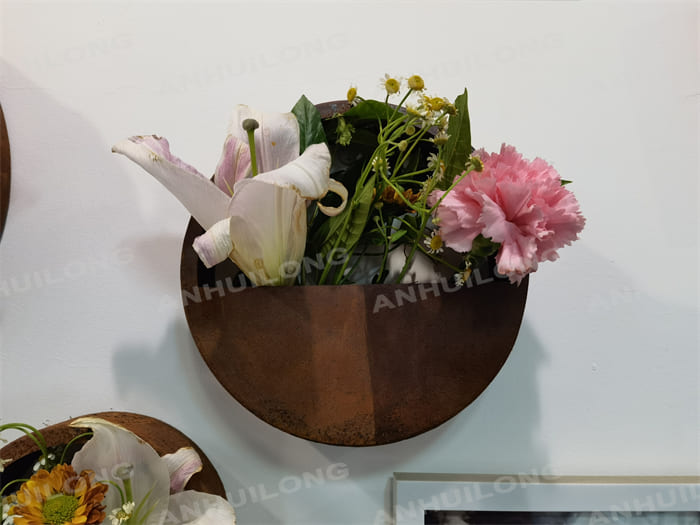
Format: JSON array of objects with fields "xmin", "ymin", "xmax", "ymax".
[
  {"xmin": 0, "ymin": 419, "xmax": 236, "ymax": 525},
  {"xmin": 113, "ymin": 75, "xmax": 584, "ymax": 286}
]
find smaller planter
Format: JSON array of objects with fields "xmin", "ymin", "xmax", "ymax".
[{"xmin": 0, "ymin": 411, "xmax": 225, "ymax": 497}]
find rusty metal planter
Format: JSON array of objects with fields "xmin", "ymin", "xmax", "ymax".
[
  {"xmin": 0, "ymin": 412, "xmax": 226, "ymax": 497},
  {"xmin": 180, "ymin": 219, "xmax": 528, "ymax": 447}
]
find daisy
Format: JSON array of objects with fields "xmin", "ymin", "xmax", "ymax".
[{"xmin": 424, "ymin": 230, "xmax": 444, "ymax": 254}]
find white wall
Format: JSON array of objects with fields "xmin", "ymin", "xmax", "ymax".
[{"xmin": 0, "ymin": 1, "xmax": 697, "ymax": 524}]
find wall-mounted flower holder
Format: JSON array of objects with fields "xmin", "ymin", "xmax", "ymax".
[
  {"xmin": 0, "ymin": 104, "xmax": 10, "ymax": 241},
  {"xmin": 180, "ymin": 222, "xmax": 528, "ymax": 446},
  {"xmin": 0, "ymin": 411, "xmax": 225, "ymax": 497}
]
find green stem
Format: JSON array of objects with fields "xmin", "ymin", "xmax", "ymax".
[
  {"xmin": 1, "ymin": 478, "xmax": 29, "ymax": 498},
  {"xmin": 59, "ymin": 432, "xmax": 92, "ymax": 464},
  {"xmin": 123, "ymin": 476, "xmax": 134, "ymax": 504},
  {"xmin": 247, "ymin": 129, "xmax": 258, "ymax": 176},
  {"xmin": 242, "ymin": 118, "xmax": 260, "ymax": 176},
  {"xmin": 0, "ymin": 423, "xmax": 49, "ymax": 459}
]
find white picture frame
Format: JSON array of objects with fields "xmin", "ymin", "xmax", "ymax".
[{"xmin": 393, "ymin": 473, "xmax": 700, "ymax": 525}]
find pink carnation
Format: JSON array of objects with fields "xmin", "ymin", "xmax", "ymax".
[{"xmin": 429, "ymin": 144, "xmax": 585, "ymax": 284}]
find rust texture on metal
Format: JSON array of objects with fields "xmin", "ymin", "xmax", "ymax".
[
  {"xmin": 0, "ymin": 104, "xmax": 10, "ymax": 241},
  {"xmin": 180, "ymin": 219, "xmax": 529, "ymax": 446},
  {"xmin": 0, "ymin": 411, "xmax": 226, "ymax": 497}
]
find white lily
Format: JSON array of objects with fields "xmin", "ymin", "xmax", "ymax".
[
  {"xmin": 70, "ymin": 417, "xmax": 236, "ymax": 525},
  {"xmin": 113, "ymin": 105, "xmax": 347, "ymax": 286}
]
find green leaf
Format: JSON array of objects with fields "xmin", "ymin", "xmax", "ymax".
[
  {"xmin": 291, "ymin": 95, "xmax": 326, "ymax": 154},
  {"xmin": 560, "ymin": 179, "xmax": 572, "ymax": 185},
  {"xmin": 469, "ymin": 234, "xmax": 499, "ymax": 257},
  {"xmin": 342, "ymin": 99, "xmax": 392, "ymax": 122},
  {"xmin": 389, "ymin": 229, "xmax": 408, "ymax": 243},
  {"xmin": 322, "ymin": 175, "xmax": 376, "ymax": 255},
  {"xmin": 440, "ymin": 89, "xmax": 472, "ymax": 190}
]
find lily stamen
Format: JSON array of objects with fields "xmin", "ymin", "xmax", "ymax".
[{"xmin": 242, "ymin": 118, "xmax": 260, "ymax": 176}]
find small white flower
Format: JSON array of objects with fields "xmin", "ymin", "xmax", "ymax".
[
  {"xmin": 454, "ymin": 265, "xmax": 473, "ymax": 287},
  {"xmin": 109, "ymin": 501, "xmax": 136, "ymax": 525},
  {"xmin": 2, "ymin": 503, "xmax": 16, "ymax": 525},
  {"xmin": 32, "ymin": 452, "xmax": 55, "ymax": 472},
  {"xmin": 423, "ymin": 230, "xmax": 444, "ymax": 255},
  {"xmin": 426, "ymin": 153, "xmax": 445, "ymax": 177}
]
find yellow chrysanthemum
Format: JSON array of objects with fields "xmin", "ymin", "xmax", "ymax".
[{"xmin": 11, "ymin": 464, "xmax": 108, "ymax": 525}]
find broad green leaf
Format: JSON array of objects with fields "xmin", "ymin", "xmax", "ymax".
[
  {"xmin": 440, "ymin": 89, "xmax": 472, "ymax": 190},
  {"xmin": 343, "ymin": 99, "xmax": 397, "ymax": 123},
  {"xmin": 322, "ymin": 175, "xmax": 376, "ymax": 255},
  {"xmin": 291, "ymin": 95, "xmax": 327, "ymax": 154}
]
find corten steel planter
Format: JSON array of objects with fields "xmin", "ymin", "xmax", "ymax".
[
  {"xmin": 180, "ymin": 222, "xmax": 528, "ymax": 446},
  {"xmin": 180, "ymin": 99, "xmax": 528, "ymax": 446},
  {"xmin": 0, "ymin": 104, "xmax": 10, "ymax": 241},
  {"xmin": 0, "ymin": 412, "xmax": 226, "ymax": 497}
]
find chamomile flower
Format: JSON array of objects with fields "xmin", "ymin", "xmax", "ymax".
[
  {"xmin": 380, "ymin": 74, "xmax": 401, "ymax": 95},
  {"xmin": 454, "ymin": 261, "xmax": 473, "ymax": 287},
  {"xmin": 427, "ymin": 153, "xmax": 445, "ymax": 177},
  {"xmin": 346, "ymin": 85, "xmax": 357, "ymax": 103},
  {"xmin": 422, "ymin": 95, "xmax": 447, "ymax": 112},
  {"xmin": 32, "ymin": 452, "xmax": 55, "ymax": 472},
  {"xmin": 431, "ymin": 130, "xmax": 450, "ymax": 146},
  {"xmin": 407, "ymin": 75, "xmax": 425, "ymax": 91},
  {"xmin": 424, "ymin": 230, "xmax": 444, "ymax": 254},
  {"xmin": 2, "ymin": 500, "xmax": 16, "ymax": 525},
  {"xmin": 109, "ymin": 501, "xmax": 136, "ymax": 525}
]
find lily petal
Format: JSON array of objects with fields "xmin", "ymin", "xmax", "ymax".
[
  {"xmin": 213, "ymin": 135, "xmax": 252, "ymax": 196},
  {"xmin": 113, "ymin": 136, "xmax": 230, "ymax": 230},
  {"xmin": 228, "ymin": 179, "xmax": 307, "ymax": 285},
  {"xmin": 162, "ymin": 447, "xmax": 203, "ymax": 494},
  {"xmin": 193, "ymin": 219, "xmax": 233, "ymax": 268},
  {"xmin": 166, "ymin": 491, "xmax": 236, "ymax": 524},
  {"xmin": 317, "ymin": 178, "xmax": 349, "ymax": 217},
  {"xmin": 229, "ymin": 105, "xmax": 299, "ymax": 174},
  {"xmin": 70, "ymin": 417, "xmax": 170, "ymax": 525},
  {"xmin": 253, "ymin": 143, "xmax": 331, "ymax": 200}
]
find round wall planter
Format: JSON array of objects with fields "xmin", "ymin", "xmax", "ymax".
[
  {"xmin": 0, "ymin": 104, "xmax": 10, "ymax": 241},
  {"xmin": 181, "ymin": 221, "xmax": 528, "ymax": 446},
  {"xmin": 0, "ymin": 411, "xmax": 225, "ymax": 497}
]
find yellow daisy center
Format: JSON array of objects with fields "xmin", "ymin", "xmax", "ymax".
[
  {"xmin": 42, "ymin": 494, "xmax": 80, "ymax": 525},
  {"xmin": 407, "ymin": 75, "xmax": 425, "ymax": 91},
  {"xmin": 430, "ymin": 234, "xmax": 443, "ymax": 252},
  {"xmin": 384, "ymin": 78, "xmax": 400, "ymax": 94}
]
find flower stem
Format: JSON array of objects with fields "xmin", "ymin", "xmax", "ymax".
[{"xmin": 242, "ymin": 118, "xmax": 260, "ymax": 176}]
